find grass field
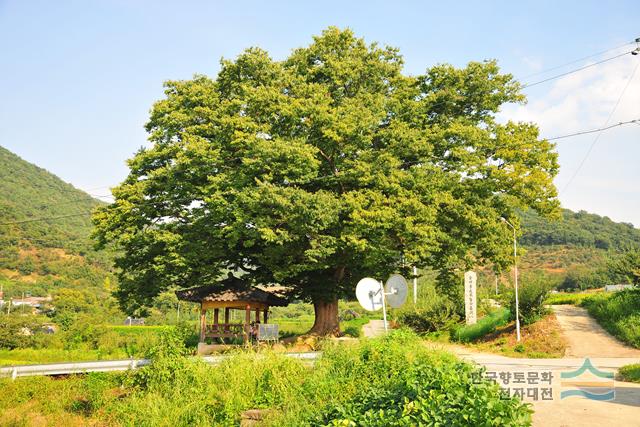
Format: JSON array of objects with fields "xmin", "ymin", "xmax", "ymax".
[
  {"xmin": 544, "ymin": 290, "xmax": 602, "ymax": 305},
  {"xmin": 0, "ymin": 330, "xmax": 531, "ymax": 426}
]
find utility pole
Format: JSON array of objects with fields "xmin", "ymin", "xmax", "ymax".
[{"xmin": 413, "ymin": 266, "xmax": 418, "ymax": 305}]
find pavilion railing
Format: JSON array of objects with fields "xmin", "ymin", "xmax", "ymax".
[{"xmin": 204, "ymin": 323, "xmax": 246, "ymax": 338}]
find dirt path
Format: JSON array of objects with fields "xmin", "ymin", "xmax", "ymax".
[
  {"xmin": 361, "ymin": 319, "xmax": 386, "ymax": 338},
  {"xmin": 552, "ymin": 305, "xmax": 640, "ymax": 358},
  {"xmin": 423, "ymin": 307, "xmax": 640, "ymax": 427}
]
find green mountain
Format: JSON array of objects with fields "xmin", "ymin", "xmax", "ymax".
[
  {"xmin": 520, "ymin": 208, "xmax": 640, "ymax": 251},
  {"xmin": 0, "ymin": 145, "xmax": 112, "ymax": 299},
  {"xmin": 518, "ymin": 209, "xmax": 640, "ymax": 275}
]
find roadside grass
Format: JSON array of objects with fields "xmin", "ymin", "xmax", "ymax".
[
  {"xmin": 0, "ymin": 330, "xmax": 532, "ymax": 426},
  {"xmin": 545, "ymin": 292, "xmax": 596, "ymax": 305},
  {"xmin": 451, "ymin": 308, "xmax": 511, "ymax": 343},
  {"xmin": 0, "ymin": 325, "xmax": 169, "ymax": 366},
  {"xmin": 618, "ymin": 364, "xmax": 640, "ymax": 383},
  {"xmin": 581, "ymin": 289, "xmax": 640, "ymax": 348},
  {"xmin": 0, "ymin": 347, "xmax": 129, "ymax": 366},
  {"xmin": 108, "ymin": 325, "xmax": 170, "ymax": 335},
  {"xmin": 468, "ymin": 314, "xmax": 567, "ymax": 358}
]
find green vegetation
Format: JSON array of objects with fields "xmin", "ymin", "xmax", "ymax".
[
  {"xmin": 581, "ymin": 288, "xmax": 640, "ymax": 348},
  {"xmin": 0, "ymin": 329, "xmax": 532, "ymax": 426},
  {"xmin": 544, "ymin": 291, "xmax": 596, "ymax": 305},
  {"xmin": 0, "ymin": 146, "xmax": 114, "ymax": 302},
  {"xmin": 452, "ymin": 308, "xmax": 510, "ymax": 343},
  {"xmin": 93, "ymin": 26, "xmax": 560, "ymax": 335},
  {"xmin": 504, "ymin": 272, "xmax": 554, "ymax": 325},
  {"xmin": 519, "ymin": 208, "xmax": 640, "ymax": 250},
  {"xmin": 468, "ymin": 314, "xmax": 566, "ymax": 359},
  {"xmin": 618, "ymin": 363, "xmax": 640, "ymax": 383}
]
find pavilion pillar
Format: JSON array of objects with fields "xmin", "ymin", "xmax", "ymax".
[
  {"xmin": 255, "ymin": 308, "xmax": 260, "ymax": 322},
  {"xmin": 244, "ymin": 304, "xmax": 251, "ymax": 345},
  {"xmin": 199, "ymin": 307, "xmax": 206, "ymax": 342},
  {"xmin": 224, "ymin": 308, "xmax": 230, "ymax": 331},
  {"xmin": 214, "ymin": 308, "xmax": 219, "ymax": 326},
  {"xmin": 263, "ymin": 309, "xmax": 268, "ymax": 324}
]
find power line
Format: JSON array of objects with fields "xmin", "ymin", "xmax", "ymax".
[
  {"xmin": 546, "ymin": 119, "xmax": 640, "ymax": 141},
  {"xmin": 0, "ymin": 212, "xmax": 93, "ymax": 226},
  {"xmin": 561, "ymin": 60, "xmax": 640, "ymax": 194},
  {"xmin": 519, "ymin": 40, "xmax": 635, "ymax": 80},
  {"xmin": 521, "ymin": 50, "xmax": 635, "ymax": 89},
  {"xmin": 2, "ymin": 114, "xmax": 640, "ymax": 227}
]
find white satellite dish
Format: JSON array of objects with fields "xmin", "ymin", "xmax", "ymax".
[
  {"xmin": 385, "ymin": 274, "xmax": 408, "ymax": 309},
  {"xmin": 356, "ymin": 277, "xmax": 384, "ymax": 312},
  {"xmin": 356, "ymin": 274, "xmax": 409, "ymax": 333}
]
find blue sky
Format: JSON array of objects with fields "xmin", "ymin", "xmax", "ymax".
[{"xmin": 1, "ymin": 1, "xmax": 639, "ymax": 224}]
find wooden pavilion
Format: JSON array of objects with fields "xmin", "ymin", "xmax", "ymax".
[{"xmin": 175, "ymin": 275, "xmax": 289, "ymax": 346}]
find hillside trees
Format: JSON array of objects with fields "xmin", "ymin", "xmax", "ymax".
[{"xmin": 93, "ymin": 27, "xmax": 559, "ymax": 334}]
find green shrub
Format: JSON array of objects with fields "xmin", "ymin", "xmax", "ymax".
[
  {"xmin": 451, "ymin": 308, "xmax": 511, "ymax": 342},
  {"xmin": 504, "ymin": 274, "xmax": 553, "ymax": 325},
  {"xmin": 314, "ymin": 330, "xmax": 531, "ymax": 426},
  {"xmin": 618, "ymin": 363, "xmax": 640, "ymax": 383},
  {"xmin": 0, "ymin": 315, "xmax": 47, "ymax": 349},
  {"xmin": 581, "ymin": 289, "xmax": 640, "ymax": 348}
]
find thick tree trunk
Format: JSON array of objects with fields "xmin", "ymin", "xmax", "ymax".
[{"xmin": 309, "ymin": 298, "xmax": 340, "ymax": 336}]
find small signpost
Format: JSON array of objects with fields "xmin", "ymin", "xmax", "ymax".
[{"xmin": 464, "ymin": 271, "xmax": 477, "ymax": 325}]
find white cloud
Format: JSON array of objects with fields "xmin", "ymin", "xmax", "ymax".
[{"xmin": 498, "ymin": 53, "xmax": 640, "ymax": 226}]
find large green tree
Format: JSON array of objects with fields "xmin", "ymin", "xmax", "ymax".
[{"xmin": 93, "ymin": 28, "xmax": 559, "ymax": 334}]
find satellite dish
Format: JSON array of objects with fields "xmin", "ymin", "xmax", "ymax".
[
  {"xmin": 356, "ymin": 277, "xmax": 383, "ymax": 311},
  {"xmin": 385, "ymin": 274, "xmax": 408, "ymax": 308}
]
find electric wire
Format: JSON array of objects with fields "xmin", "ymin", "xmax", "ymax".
[
  {"xmin": 546, "ymin": 119, "xmax": 640, "ymax": 141},
  {"xmin": 519, "ymin": 40, "xmax": 635, "ymax": 80},
  {"xmin": 521, "ymin": 50, "xmax": 635, "ymax": 89},
  {"xmin": 560, "ymin": 61, "xmax": 640, "ymax": 194}
]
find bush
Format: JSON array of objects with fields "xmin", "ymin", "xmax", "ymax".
[
  {"xmin": 618, "ymin": 363, "xmax": 640, "ymax": 383},
  {"xmin": 504, "ymin": 273, "xmax": 553, "ymax": 325},
  {"xmin": 397, "ymin": 305, "xmax": 460, "ymax": 333},
  {"xmin": 451, "ymin": 308, "xmax": 511, "ymax": 342},
  {"xmin": 581, "ymin": 289, "xmax": 640, "ymax": 348},
  {"xmin": 396, "ymin": 277, "xmax": 460, "ymax": 333},
  {"xmin": 0, "ymin": 315, "xmax": 45, "ymax": 349},
  {"xmin": 314, "ymin": 330, "xmax": 531, "ymax": 426}
]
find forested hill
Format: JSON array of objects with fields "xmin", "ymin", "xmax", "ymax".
[
  {"xmin": 519, "ymin": 208, "xmax": 640, "ymax": 250},
  {"xmin": 0, "ymin": 145, "xmax": 112, "ymax": 298},
  {"xmin": 0, "ymin": 145, "xmax": 101, "ymax": 252}
]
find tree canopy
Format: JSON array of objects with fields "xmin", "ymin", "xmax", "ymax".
[{"xmin": 93, "ymin": 27, "xmax": 559, "ymax": 333}]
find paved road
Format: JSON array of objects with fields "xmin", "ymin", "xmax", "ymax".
[
  {"xmin": 552, "ymin": 305, "xmax": 640, "ymax": 358},
  {"xmin": 444, "ymin": 305, "xmax": 640, "ymax": 427},
  {"xmin": 372, "ymin": 307, "xmax": 640, "ymax": 425}
]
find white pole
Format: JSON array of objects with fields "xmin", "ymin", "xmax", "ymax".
[
  {"xmin": 513, "ymin": 227, "xmax": 521, "ymax": 342},
  {"xmin": 501, "ymin": 217, "xmax": 521, "ymax": 342},
  {"xmin": 413, "ymin": 266, "xmax": 418, "ymax": 305},
  {"xmin": 380, "ymin": 281, "xmax": 388, "ymax": 332}
]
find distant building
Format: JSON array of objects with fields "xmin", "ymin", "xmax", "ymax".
[
  {"xmin": 124, "ymin": 317, "xmax": 145, "ymax": 326},
  {"xmin": 10, "ymin": 295, "xmax": 52, "ymax": 313},
  {"xmin": 604, "ymin": 284, "xmax": 634, "ymax": 292}
]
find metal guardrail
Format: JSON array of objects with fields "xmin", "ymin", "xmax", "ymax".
[{"xmin": 0, "ymin": 352, "xmax": 322, "ymax": 380}]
